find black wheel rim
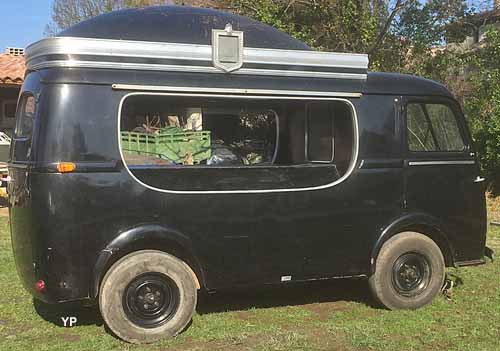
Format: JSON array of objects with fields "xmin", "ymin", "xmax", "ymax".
[
  {"xmin": 392, "ymin": 253, "xmax": 431, "ymax": 297},
  {"xmin": 123, "ymin": 272, "xmax": 180, "ymax": 328}
]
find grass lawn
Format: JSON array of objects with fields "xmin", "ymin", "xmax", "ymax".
[{"xmin": 0, "ymin": 214, "xmax": 499, "ymax": 351}]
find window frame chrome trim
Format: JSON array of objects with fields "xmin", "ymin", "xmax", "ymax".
[
  {"xmin": 117, "ymin": 91, "xmax": 359, "ymax": 194},
  {"xmin": 112, "ymin": 84, "xmax": 363, "ymax": 98}
]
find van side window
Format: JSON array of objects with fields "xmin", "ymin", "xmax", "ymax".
[
  {"xmin": 119, "ymin": 95, "xmax": 356, "ymax": 191},
  {"xmin": 307, "ymin": 103, "xmax": 334, "ymax": 162},
  {"xmin": 407, "ymin": 103, "xmax": 465, "ymax": 152},
  {"xmin": 121, "ymin": 99, "xmax": 278, "ymax": 167},
  {"xmin": 15, "ymin": 95, "xmax": 36, "ymax": 138}
]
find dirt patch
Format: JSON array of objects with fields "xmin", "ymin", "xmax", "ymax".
[
  {"xmin": 169, "ymin": 339, "xmax": 250, "ymax": 351},
  {"xmin": 61, "ymin": 333, "xmax": 81, "ymax": 342},
  {"xmin": 0, "ymin": 207, "xmax": 8, "ymax": 217},
  {"xmin": 0, "ymin": 322, "xmax": 33, "ymax": 338},
  {"xmin": 234, "ymin": 310, "xmax": 257, "ymax": 321},
  {"xmin": 306, "ymin": 327, "xmax": 358, "ymax": 351},
  {"xmin": 302, "ymin": 301, "xmax": 350, "ymax": 322}
]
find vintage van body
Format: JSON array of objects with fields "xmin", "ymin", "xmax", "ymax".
[{"xmin": 9, "ymin": 6, "xmax": 492, "ymax": 344}]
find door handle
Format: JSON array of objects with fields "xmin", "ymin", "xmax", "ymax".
[{"xmin": 474, "ymin": 176, "xmax": 485, "ymax": 183}]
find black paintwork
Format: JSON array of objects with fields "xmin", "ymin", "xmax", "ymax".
[
  {"xmin": 58, "ymin": 6, "xmax": 312, "ymax": 51},
  {"xmin": 9, "ymin": 10, "xmax": 487, "ymax": 305},
  {"xmin": 34, "ymin": 69, "xmax": 455, "ymax": 99},
  {"xmin": 364, "ymin": 72, "xmax": 454, "ymax": 99},
  {"xmin": 8, "ymin": 70, "xmax": 487, "ymax": 303}
]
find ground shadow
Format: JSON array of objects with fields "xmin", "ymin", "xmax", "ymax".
[
  {"xmin": 196, "ymin": 277, "xmax": 378, "ymax": 314},
  {"xmin": 32, "ymin": 278, "xmax": 376, "ymax": 329},
  {"xmin": 33, "ymin": 274, "xmax": 460, "ymax": 329},
  {"xmin": 33, "ymin": 299, "xmax": 103, "ymax": 327}
]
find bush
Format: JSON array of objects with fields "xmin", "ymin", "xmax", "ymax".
[{"xmin": 464, "ymin": 27, "xmax": 500, "ymax": 194}]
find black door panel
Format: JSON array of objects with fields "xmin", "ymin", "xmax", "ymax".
[{"xmin": 402, "ymin": 97, "xmax": 487, "ymax": 263}]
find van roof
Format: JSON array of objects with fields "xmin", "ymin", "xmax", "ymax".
[
  {"xmin": 58, "ymin": 6, "xmax": 312, "ymax": 51},
  {"xmin": 364, "ymin": 72, "xmax": 454, "ymax": 98},
  {"xmin": 28, "ymin": 6, "xmax": 453, "ymax": 100}
]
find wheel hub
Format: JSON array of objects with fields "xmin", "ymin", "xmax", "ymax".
[
  {"xmin": 123, "ymin": 272, "xmax": 180, "ymax": 328},
  {"xmin": 392, "ymin": 253, "xmax": 431, "ymax": 297}
]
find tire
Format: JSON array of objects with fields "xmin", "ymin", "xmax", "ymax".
[
  {"xmin": 369, "ymin": 231, "xmax": 445, "ymax": 310},
  {"xmin": 99, "ymin": 250, "xmax": 197, "ymax": 344}
]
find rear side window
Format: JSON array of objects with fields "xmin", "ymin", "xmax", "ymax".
[
  {"xmin": 15, "ymin": 95, "xmax": 35, "ymax": 138},
  {"xmin": 407, "ymin": 102, "xmax": 465, "ymax": 152},
  {"xmin": 12, "ymin": 94, "xmax": 36, "ymax": 162}
]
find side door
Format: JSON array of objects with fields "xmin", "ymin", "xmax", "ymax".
[{"xmin": 402, "ymin": 97, "xmax": 486, "ymax": 261}]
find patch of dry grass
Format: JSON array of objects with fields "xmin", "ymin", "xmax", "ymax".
[{"xmin": 487, "ymin": 193, "xmax": 500, "ymax": 222}]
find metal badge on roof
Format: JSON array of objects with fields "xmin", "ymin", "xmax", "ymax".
[{"xmin": 212, "ymin": 23, "xmax": 244, "ymax": 73}]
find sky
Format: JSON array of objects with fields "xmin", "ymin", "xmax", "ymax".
[{"xmin": 0, "ymin": 0, "xmax": 52, "ymax": 51}]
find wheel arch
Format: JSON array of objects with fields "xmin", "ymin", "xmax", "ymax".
[
  {"xmin": 91, "ymin": 224, "xmax": 205, "ymax": 299},
  {"xmin": 370, "ymin": 213, "xmax": 456, "ymax": 274}
]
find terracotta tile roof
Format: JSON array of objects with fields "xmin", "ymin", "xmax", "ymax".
[{"xmin": 0, "ymin": 54, "xmax": 25, "ymax": 85}]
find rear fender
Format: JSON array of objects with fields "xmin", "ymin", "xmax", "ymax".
[{"xmin": 91, "ymin": 224, "xmax": 204, "ymax": 298}]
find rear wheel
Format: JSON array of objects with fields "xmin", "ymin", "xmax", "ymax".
[
  {"xmin": 99, "ymin": 250, "xmax": 197, "ymax": 344},
  {"xmin": 369, "ymin": 232, "xmax": 445, "ymax": 310}
]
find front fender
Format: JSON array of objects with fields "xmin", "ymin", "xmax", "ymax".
[
  {"xmin": 91, "ymin": 224, "xmax": 203, "ymax": 298},
  {"xmin": 370, "ymin": 212, "xmax": 456, "ymax": 274}
]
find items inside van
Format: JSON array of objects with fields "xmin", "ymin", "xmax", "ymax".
[{"xmin": 120, "ymin": 96, "xmax": 354, "ymax": 174}]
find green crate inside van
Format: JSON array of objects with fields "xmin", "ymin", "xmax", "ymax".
[{"xmin": 121, "ymin": 127, "xmax": 211, "ymax": 164}]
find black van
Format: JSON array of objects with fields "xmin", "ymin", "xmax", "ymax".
[{"xmin": 9, "ymin": 6, "xmax": 492, "ymax": 344}]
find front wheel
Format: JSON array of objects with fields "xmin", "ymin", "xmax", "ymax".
[
  {"xmin": 99, "ymin": 250, "xmax": 197, "ymax": 344},
  {"xmin": 369, "ymin": 232, "xmax": 445, "ymax": 310}
]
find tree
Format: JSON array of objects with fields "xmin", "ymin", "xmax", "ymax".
[
  {"xmin": 46, "ymin": 0, "xmax": 114, "ymax": 34},
  {"xmin": 220, "ymin": 0, "xmax": 401, "ymax": 53},
  {"xmin": 369, "ymin": 0, "xmax": 470, "ymax": 72},
  {"xmin": 464, "ymin": 27, "xmax": 500, "ymax": 193},
  {"xmin": 46, "ymin": 0, "xmax": 215, "ymax": 34}
]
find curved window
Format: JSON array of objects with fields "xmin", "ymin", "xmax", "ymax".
[
  {"xmin": 15, "ymin": 94, "xmax": 35, "ymax": 138},
  {"xmin": 119, "ymin": 94, "xmax": 357, "ymax": 192},
  {"xmin": 12, "ymin": 94, "xmax": 36, "ymax": 162}
]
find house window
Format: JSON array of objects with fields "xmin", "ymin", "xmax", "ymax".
[
  {"xmin": 2, "ymin": 100, "xmax": 17, "ymax": 120},
  {"xmin": 120, "ymin": 95, "xmax": 356, "ymax": 191},
  {"xmin": 407, "ymin": 102, "xmax": 465, "ymax": 152},
  {"xmin": 1, "ymin": 99, "xmax": 17, "ymax": 131}
]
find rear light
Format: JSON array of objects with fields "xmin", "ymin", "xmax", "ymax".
[
  {"xmin": 57, "ymin": 162, "xmax": 76, "ymax": 173},
  {"xmin": 34, "ymin": 280, "xmax": 46, "ymax": 293}
]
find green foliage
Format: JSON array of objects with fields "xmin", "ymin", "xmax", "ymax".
[
  {"xmin": 464, "ymin": 27, "xmax": 500, "ymax": 191},
  {"xmin": 222, "ymin": 0, "xmax": 383, "ymax": 52},
  {"xmin": 371, "ymin": 0, "xmax": 468, "ymax": 72}
]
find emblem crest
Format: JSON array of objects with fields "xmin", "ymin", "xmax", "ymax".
[{"xmin": 212, "ymin": 23, "xmax": 244, "ymax": 73}]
